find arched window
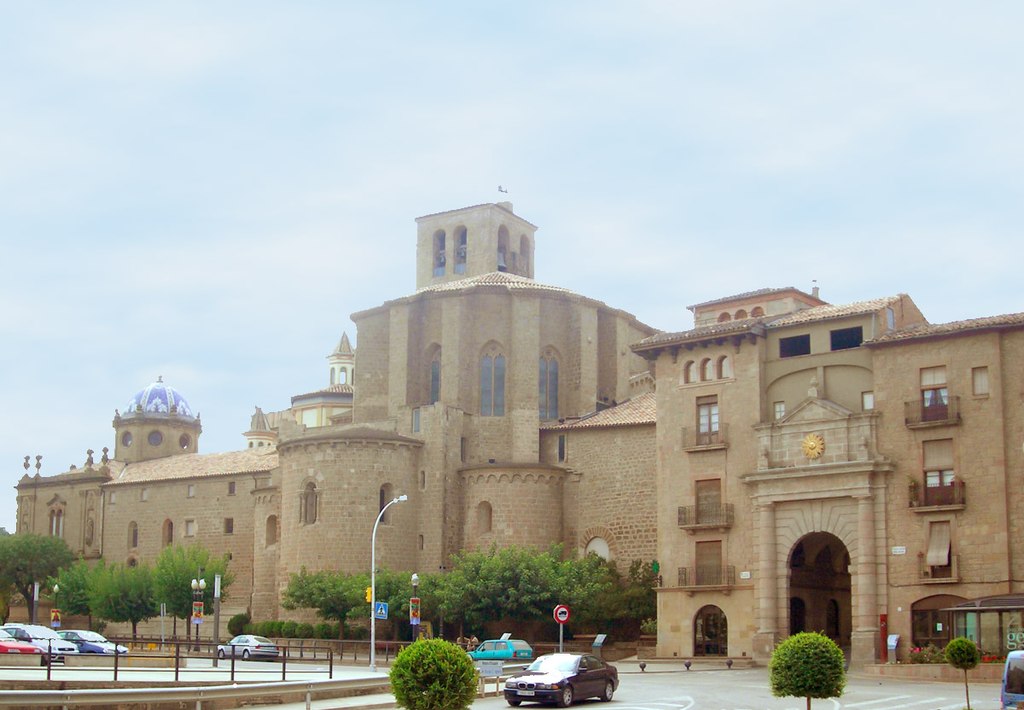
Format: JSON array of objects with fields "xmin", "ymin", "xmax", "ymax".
[
  {"xmin": 49, "ymin": 508, "xmax": 64, "ymax": 537},
  {"xmin": 716, "ymin": 355, "xmax": 732, "ymax": 379},
  {"xmin": 454, "ymin": 227, "xmax": 468, "ymax": 274},
  {"xmin": 694, "ymin": 605, "xmax": 728, "ymax": 656},
  {"xmin": 700, "ymin": 358, "xmax": 713, "ymax": 381},
  {"xmin": 265, "ymin": 515, "xmax": 279, "ymax": 546},
  {"xmin": 539, "ymin": 352, "xmax": 559, "ymax": 420},
  {"xmin": 519, "ymin": 235, "xmax": 530, "ymax": 275},
  {"xmin": 683, "ymin": 361, "xmax": 696, "ymax": 384},
  {"xmin": 300, "ymin": 482, "xmax": 318, "ymax": 525},
  {"xmin": 128, "ymin": 521, "xmax": 139, "ymax": 549},
  {"xmin": 162, "ymin": 519, "xmax": 173, "ymax": 547},
  {"xmin": 481, "ymin": 347, "xmax": 506, "ymax": 416},
  {"xmin": 433, "ymin": 230, "xmax": 447, "ymax": 277},
  {"xmin": 497, "ymin": 226, "xmax": 510, "ymax": 271},
  {"xmin": 751, "ymin": 306, "xmax": 764, "ymax": 317},
  {"xmin": 717, "ymin": 312, "xmax": 732, "ymax": 323},
  {"xmin": 379, "ymin": 483, "xmax": 394, "ymax": 524},
  {"xmin": 330, "ymin": 367, "xmax": 336, "ymax": 385},
  {"xmin": 584, "ymin": 537, "xmax": 611, "ymax": 560},
  {"xmin": 734, "ymin": 309, "xmax": 748, "ymax": 320},
  {"xmin": 429, "ymin": 349, "xmax": 441, "ymax": 404},
  {"xmin": 477, "ymin": 501, "xmax": 492, "ymax": 533}
]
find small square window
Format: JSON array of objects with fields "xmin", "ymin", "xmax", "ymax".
[
  {"xmin": 779, "ymin": 334, "xmax": 811, "ymax": 358},
  {"xmin": 829, "ymin": 326, "xmax": 863, "ymax": 351},
  {"xmin": 184, "ymin": 519, "xmax": 196, "ymax": 537},
  {"xmin": 224, "ymin": 518, "xmax": 234, "ymax": 534},
  {"xmin": 227, "ymin": 481, "xmax": 236, "ymax": 496},
  {"xmin": 862, "ymin": 391, "xmax": 874, "ymax": 411},
  {"xmin": 773, "ymin": 401, "xmax": 786, "ymax": 420},
  {"xmin": 972, "ymin": 367, "xmax": 989, "ymax": 396},
  {"xmin": 187, "ymin": 484, "xmax": 196, "ymax": 498}
]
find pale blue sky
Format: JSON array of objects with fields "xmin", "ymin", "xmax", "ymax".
[{"xmin": 2, "ymin": 2, "xmax": 1021, "ymax": 531}]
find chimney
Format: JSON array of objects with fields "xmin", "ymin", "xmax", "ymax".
[{"xmin": 811, "ymin": 280, "xmax": 820, "ymax": 300}]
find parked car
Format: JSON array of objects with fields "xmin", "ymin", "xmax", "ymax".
[
  {"xmin": 469, "ymin": 638, "xmax": 533, "ymax": 662},
  {"xmin": 0, "ymin": 629, "xmax": 44, "ymax": 656},
  {"xmin": 216, "ymin": 634, "xmax": 279, "ymax": 660},
  {"xmin": 0, "ymin": 623, "xmax": 78, "ymax": 662},
  {"xmin": 504, "ymin": 652, "xmax": 618, "ymax": 707},
  {"xmin": 1002, "ymin": 650, "xmax": 1024, "ymax": 709},
  {"xmin": 59, "ymin": 630, "xmax": 129, "ymax": 655}
]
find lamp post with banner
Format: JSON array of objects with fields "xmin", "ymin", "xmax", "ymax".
[
  {"xmin": 410, "ymin": 573, "xmax": 420, "ymax": 640},
  {"xmin": 190, "ymin": 575, "xmax": 206, "ymax": 652}
]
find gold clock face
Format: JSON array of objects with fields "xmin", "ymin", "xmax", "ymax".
[{"xmin": 801, "ymin": 433, "xmax": 825, "ymax": 460}]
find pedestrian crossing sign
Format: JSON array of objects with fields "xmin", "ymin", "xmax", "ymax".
[{"xmin": 374, "ymin": 602, "xmax": 389, "ymax": 620}]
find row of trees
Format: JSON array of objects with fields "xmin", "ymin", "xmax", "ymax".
[
  {"xmin": 283, "ymin": 545, "xmax": 657, "ymax": 639},
  {"xmin": 0, "ymin": 534, "xmax": 232, "ymax": 638}
]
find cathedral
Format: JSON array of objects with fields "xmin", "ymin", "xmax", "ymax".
[{"xmin": 15, "ymin": 202, "xmax": 1024, "ymax": 667}]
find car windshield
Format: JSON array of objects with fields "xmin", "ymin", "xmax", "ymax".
[
  {"xmin": 527, "ymin": 655, "xmax": 578, "ymax": 673},
  {"xmin": 252, "ymin": 636, "xmax": 274, "ymax": 644},
  {"xmin": 0, "ymin": 630, "xmax": 15, "ymax": 641},
  {"xmin": 25, "ymin": 626, "xmax": 61, "ymax": 639},
  {"xmin": 75, "ymin": 631, "xmax": 107, "ymax": 642}
]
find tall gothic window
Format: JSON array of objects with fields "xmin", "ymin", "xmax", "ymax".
[
  {"xmin": 300, "ymin": 482, "xmax": 318, "ymax": 525},
  {"xmin": 481, "ymin": 349, "xmax": 506, "ymax": 416},
  {"xmin": 539, "ymin": 353, "xmax": 559, "ymax": 420},
  {"xmin": 429, "ymin": 351, "xmax": 441, "ymax": 404}
]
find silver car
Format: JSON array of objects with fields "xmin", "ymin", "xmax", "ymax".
[{"xmin": 216, "ymin": 634, "xmax": 279, "ymax": 660}]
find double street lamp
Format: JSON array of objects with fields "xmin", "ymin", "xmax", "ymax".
[
  {"xmin": 369, "ymin": 494, "xmax": 407, "ymax": 672},
  {"xmin": 190, "ymin": 575, "xmax": 206, "ymax": 652}
]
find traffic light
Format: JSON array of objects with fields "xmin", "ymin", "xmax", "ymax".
[{"xmin": 365, "ymin": 586, "xmax": 373, "ymax": 603}]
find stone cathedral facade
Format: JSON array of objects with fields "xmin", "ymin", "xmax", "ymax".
[{"xmin": 15, "ymin": 202, "xmax": 1024, "ymax": 667}]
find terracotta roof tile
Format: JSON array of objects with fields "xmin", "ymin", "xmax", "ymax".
[
  {"xmin": 107, "ymin": 448, "xmax": 278, "ymax": 486},
  {"xmin": 543, "ymin": 392, "xmax": 656, "ymax": 430},
  {"xmin": 414, "ymin": 271, "xmax": 577, "ymax": 296},
  {"xmin": 868, "ymin": 312, "xmax": 1024, "ymax": 344},
  {"xmin": 633, "ymin": 319, "xmax": 763, "ymax": 351},
  {"xmin": 688, "ymin": 287, "xmax": 822, "ymax": 310},
  {"xmin": 764, "ymin": 296, "xmax": 902, "ymax": 327},
  {"xmin": 292, "ymin": 383, "xmax": 354, "ymax": 400}
]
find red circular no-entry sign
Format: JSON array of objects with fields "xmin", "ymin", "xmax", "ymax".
[{"xmin": 553, "ymin": 604, "xmax": 571, "ymax": 624}]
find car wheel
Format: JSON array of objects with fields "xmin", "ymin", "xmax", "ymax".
[
  {"xmin": 217, "ymin": 649, "xmax": 225, "ymax": 659},
  {"xmin": 506, "ymin": 699, "xmax": 522, "ymax": 707},
  {"xmin": 242, "ymin": 649, "xmax": 251, "ymax": 660},
  {"xmin": 600, "ymin": 680, "xmax": 614, "ymax": 702},
  {"xmin": 557, "ymin": 684, "xmax": 574, "ymax": 707}
]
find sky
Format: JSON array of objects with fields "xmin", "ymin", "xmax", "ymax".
[{"xmin": 2, "ymin": 2, "xmax": 1021, "ymax": 532}]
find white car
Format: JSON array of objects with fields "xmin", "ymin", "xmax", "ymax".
[
  {"xmin": 0, "ymin": 623, "xmax": 78, "ymax": 661},
  {"xmin": 217, "ymin": 634, "xmax": 279, "ymax": 660},
  {"xmin": 59, "ymin": 629, "xmax": 129, "ymax": 655}
]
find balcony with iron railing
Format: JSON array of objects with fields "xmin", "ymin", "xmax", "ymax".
[
  {"xmin": 909, "ymin": 480, "xmax": 966, "ymax": 512},
  {"xmin": 905, "ymin": 396, "xmax": 961, "ymax": 428},
  {"xmin": 678, "ymin": 503, "xmax": 734, "ymax": 533},
  {"xmin": 919, "ymin": 553, "xmax": 960, "ymax": 584},
  {"xmin": 682, "ymin": 424, "xmax": 729, "ymax": 452},
  {"xmin": 677, "ymin": 565, "xmax": 736, "ymax": 593}
]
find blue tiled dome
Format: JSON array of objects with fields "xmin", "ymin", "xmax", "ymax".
[{"xmin": 125, "ymin": 377, "xmax": 195, "ymax": 419}]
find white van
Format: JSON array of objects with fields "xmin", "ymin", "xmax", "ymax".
[
  {"xmin": 0, "ymin": 623, "xmax": 78, "ymax": 662},
  {"xmin": 1002, "ymin": 650, "xmax": 1024, "ymax": 708}
]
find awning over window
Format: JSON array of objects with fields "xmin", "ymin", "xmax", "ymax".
[
  {"xmin": 927, "ymin": 521, "xmax": 951, "ymax": 567},
  {"xmin": 923, "ymin": 439, "xmax": 953, "ymax": 470}
]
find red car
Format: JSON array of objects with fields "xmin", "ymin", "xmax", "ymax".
[{"xmin": 0, "ymin": 629, "xmax": 43, "ymax": 656}]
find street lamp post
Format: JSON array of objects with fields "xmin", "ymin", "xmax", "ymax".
[
  {"xmin": 370, "ymin": 494, "xmax": 407, "ymax": 672},
  {"xmin": 190, "ymin": 575, "xmax": 206, "ymax": 652},
  {"xmin": 411, "ymin": 573, "xmax": 420, "ymax": 641}
]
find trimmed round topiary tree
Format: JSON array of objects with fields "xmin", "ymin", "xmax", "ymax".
[
  {"xmin": 227, "ymin": 612, "xmax": 250, "ymax": 636},
  {"xmin": 389, "ymin": 638, "xmax": 477, "ymax": 710},
  {"xmin": 945, "ymin": 636, "xmax": 981, "ymax": 709},
  {"xmin": 769, "ymin": 632, "xmax": 846, "ymax": 710}
]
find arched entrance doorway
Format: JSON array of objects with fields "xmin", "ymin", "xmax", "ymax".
[
  {"xmin": 694, "ymin": 605, "xmax": 728, "ymax": 656},
  {"xmin": 788, "ymin": 532, "xmax": 851, "ymax": 651}
]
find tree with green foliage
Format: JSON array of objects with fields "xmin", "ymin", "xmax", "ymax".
[
  {"xmin": 944, "ymin": 636, "xmax": 981, "ymax": 709},
  {"xmin": 389, "ymin": 638, "xmax": 477, "ymax": 710},
  {"xmin": 769, "ymin": 632, "xmax": 846, "ymax": 710},
  {"xmin": 152, "ymin": 544, "xmax": 233, "ymax": 627},
  {"xmin": 51, "ymin": 558, "xmax": 99, "ymax": 627},
  {"xmin": 90, "ymin": 562, "xmax": 156, "ymax": 639},
  {"xmin": 283, "ymin": 567, "xmax": 365, "ymax": 636},
  {"xmin": 0, "ymin": 534, "xmax": 75, "ymax": 622}
]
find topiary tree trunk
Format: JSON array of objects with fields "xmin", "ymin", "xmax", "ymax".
[
  {"xmin": 944, "ymin": 636, "xmax": 981, "ymax": 710},
  {"xmin": 769, "ymin": 631, "xmax": 846, "ymax": 709}
]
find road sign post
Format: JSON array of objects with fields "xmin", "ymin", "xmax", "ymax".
[{"xmin": 553, "ymin": 604, "xmax": 571, "ymax": 652}]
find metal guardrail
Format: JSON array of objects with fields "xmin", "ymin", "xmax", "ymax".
[{"xmin": 0, "ymin": 677, "xmax": 385, "ymax": 708}]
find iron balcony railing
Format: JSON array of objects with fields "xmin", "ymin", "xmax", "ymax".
[
  {"xmin": 681, "ymin": 424, "xmax": 729, "ymax": 450},
  {"xmin": 905, "ymin": 395, "xmax": 961, "ymax": 427},
  {"xmin": 677, "ymin": 565, "xmax": 736, "ymax": 588},
  {"xmin": 678, "ymin": 503, "xmax": 734, "ymax": 529},
  {"xmin": 909, "ymin": 480, "xmax": 966, "ymax": 508}
]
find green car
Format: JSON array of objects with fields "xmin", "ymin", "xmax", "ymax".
[{"xmin": 469, "ymin": 639, "xmax": 533, "ymax": 662}]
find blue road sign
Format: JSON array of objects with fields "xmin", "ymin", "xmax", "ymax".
[{"xmin": 375, "ymin": 602, "xmax": 389, "ymax": 620}]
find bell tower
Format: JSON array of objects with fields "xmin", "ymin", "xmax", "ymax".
[
  {"xmin": 113, "ymin": 377, "xmax": 202, "ymax": 463},
  {"xmin": 414, "ymin": 202, "xmax": 538, "ymax": 289}
]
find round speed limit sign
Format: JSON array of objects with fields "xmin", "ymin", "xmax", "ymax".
[{"xmin": 553, "ymin": 604, "xmax": 571, "ymax": 625}]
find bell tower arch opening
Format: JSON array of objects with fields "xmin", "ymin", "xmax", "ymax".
[{"xmin": 787, "ymin": 532, "xmax": 851, "ymax": 652}]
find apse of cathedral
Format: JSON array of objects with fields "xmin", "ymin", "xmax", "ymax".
[{"xmin": 15, "ymin": 202, "xmax": 1024, "ymax": 667}]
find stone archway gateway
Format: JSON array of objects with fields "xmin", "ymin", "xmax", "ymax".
[{"xmin": 788, "ymin": 532, "xmax": 851, "ymax": 652}]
